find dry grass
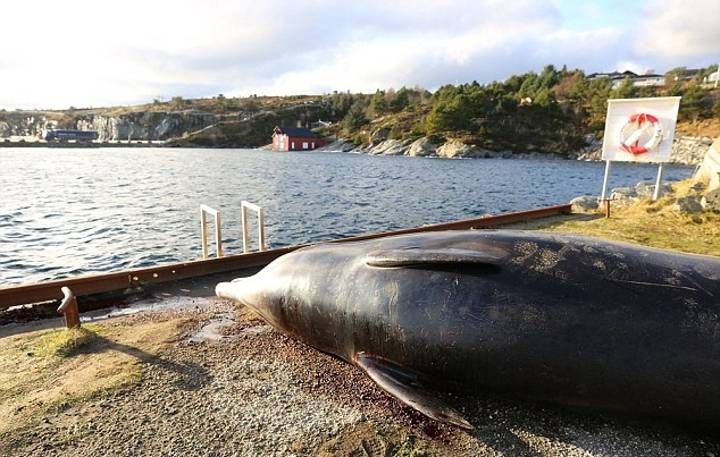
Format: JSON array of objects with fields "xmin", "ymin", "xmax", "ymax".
[
  {"xmin": 676, "ymin": 118, "xmax": 720, "ymax": 138},
  {"xmin": 0, "ymin": 316, "xmax": 192, "ymax": 436},
  {"xmin": 542, "ymin": 179, "xmax": 720, "ymax": 256}
]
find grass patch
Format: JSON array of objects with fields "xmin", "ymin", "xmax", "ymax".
[
  {"xmin": 541, "ymin": 179, "xmax": 720, "ymax": 256},
  {"xmin": 0, "ymin": 316, "xmax": 192, "ymax": 437},
  {"xmin": 393, "ymin": 436, "xmax": 432, "ymax": 457},
  {"xmin": 33, "ymin": 325, "xmax": 100, "ymax": 358}
]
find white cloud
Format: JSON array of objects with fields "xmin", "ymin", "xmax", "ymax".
[
  {"xmin": 615, "ymin": 61, "xmax": 652, "ymax": 75},
  {"xmin": 634, "ymin": 0, "xmax": 720, "ymax": 58},
  {"xmin": 0, "ymin": 0, "xmax": 717, "ymax": 109}
]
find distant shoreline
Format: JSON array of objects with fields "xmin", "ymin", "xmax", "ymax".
[
  {"xmin": 0, "ymin": 141, "xmax": 164, "ymax": 148},
  {"xmin": 0, "ymin": 137, "xmax": 710, "ymax": 167}
]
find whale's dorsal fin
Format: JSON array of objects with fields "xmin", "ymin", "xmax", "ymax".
[
  {"xmin": 354, "ymin": 352, "xmax": 473, "ymax": 430},
  {"xmin": 366, "ymin": 248, "xmax": 500, "ymax": 268}
]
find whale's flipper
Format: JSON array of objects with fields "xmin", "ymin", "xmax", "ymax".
[
  {"xmin": 365, "ymin": 248, "xmax": 501, "ymax": 268},
  {"xmin": 354, "ymin": 353, "xmax": 473, "ymax": 430}
]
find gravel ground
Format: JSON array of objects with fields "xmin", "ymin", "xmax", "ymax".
[{"xmin": 2, "ymin": 300, "xmax": 719, "ymax": 457}]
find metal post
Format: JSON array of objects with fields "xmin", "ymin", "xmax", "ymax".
[
  {"xmin": 652, "ymin": 162, "xmax": 665, "ymax": 201},
  {"xmin": 58, "ymin": 287, "xmax": 81, "ymax": 328},
  {"xmin": 214, "ymin": 210, "xmax": 223, "ymax": 257},
  {"xmin": 241, "ymin": 201, "xmax": 266, "ymax": 253},
  {"xmin": 600, "ymin": 160, "xmax": 612, "ymax": 201},
  {"xmin": 241, "ymin": 205, "xmax": 250, "ymax": 254},
  {"xmin": 257, "ymin": 207, "xmax": 266, "ymax": 251},
  {"xmin": 200, "ymin": 205, "xmax": 222, "ymax": 258},
  {"xmin": 200, "ymin": 208, "xmax": 209, "ymax": 259}
]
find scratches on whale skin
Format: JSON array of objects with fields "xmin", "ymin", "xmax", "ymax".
[
  {"xmin": 607, "ymin": 278, "xmax": 702, "ymax": 293},
  {"xmin": 384, "ymin": 281, "xmax": 400, "ymax": 322},
  {"xmin": 511, "ymin": 241, "xmax": 538, "ymax": 266},
  {"xmin": 511, "ymin": 241, "xmax": 564, "ymax": 277},
  {"xmin": 458, "ymin": 305, "xmax": 484, "ymax": 324},
  {"xmin": 671, "ymin": 270, "xmax": 715, "ymax": 297}
]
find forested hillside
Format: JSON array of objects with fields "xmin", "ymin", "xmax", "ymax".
[{"xmin": 325, "ymin": 65, "xmax": 720, "ymax": 154}]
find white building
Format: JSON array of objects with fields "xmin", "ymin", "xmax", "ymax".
[
  {"xmin": 588, "ymin": 71, "xmax": 666, "ymax": 89},
  {"xmin": 630, "ymin": 75, "xmax": 666, "ymax": 87},
  {"xmin": 704, "ymin": 70, "xmax": 719, "ymax": 87}
]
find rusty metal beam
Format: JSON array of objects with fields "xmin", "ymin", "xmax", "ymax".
[
  {"xmin": 0, "ymin": 204, "xmax": 571, "ymax": 309},
  {"xmin": 330, "ymin": 203, "xmax": 572, "ymax": 242}
]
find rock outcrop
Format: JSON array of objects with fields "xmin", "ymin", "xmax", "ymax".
[
  {"xmin": 577, "ymin": 136, "xmax": 714, "ymax": 165},
  {"xmin": 674, "ymin": 196, "xmax": 704, "ymax": 214},
  {"xmin": 369, "ymin": 127, "xmax": 390, "ymax": 145},
  {"xmin": 315, "ymin": 140, "xmax": 356, "ymax": 153},
  {"xmin": 407, "ymin": 137, "xmax": 436, "ymax": 157},
  {"xmin": 436, "ymin": 140, "xmax": 477, "ymax": 158},
  {"xmin": 695, "ymin": 138, "xmax": 720, "ymax": 191},
  {"xmin": 570, "ymin": 196, "xmax": 599, "ymax": 213},
  {"xmin": 82, "ymin": 111, "xmax": 218, "ymax": 142},
  {"xmin": 0, "ymin": 100, "xmax": 339, "ymax": 147},
  {"xmin": 701, "ymin": 188, "xmax": 720, "ymax": 212},
  {"xmin": 366, "ymin": 139, "xmax": 409, "ymax": 156},
  {"xmin": 333, "ymin": 136, "xmax": 574, "ymax": 160}
]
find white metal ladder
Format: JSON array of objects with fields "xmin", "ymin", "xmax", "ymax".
[{"xmin": 199, "ymin": 202, "xmax": 266, "ymax": 259}]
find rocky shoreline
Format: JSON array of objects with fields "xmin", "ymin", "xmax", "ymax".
[
  {"xmin": 318, "ymin": 135, "xmax": 715, "ymax": 165},
  {"xmin": 570, "ymin": 141, "xmax": 720, "ymax": 214},
  {"xmin": 576, "ymin": 135, "xmax": 715, "ymax": 165}
]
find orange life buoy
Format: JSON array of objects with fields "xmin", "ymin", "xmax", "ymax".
[{"xmin": 619, "ymin": 112, "xmax": 663, "ymax": 155}]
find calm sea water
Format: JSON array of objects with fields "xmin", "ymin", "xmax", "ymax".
[{"xmin": 0, "ymin": 148, "xmax": 693, "ymax": 285}]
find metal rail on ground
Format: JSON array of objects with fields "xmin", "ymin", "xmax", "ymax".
[{"xmin": 0, "ymin": 203, "xmax": 572, "ymax": 309}]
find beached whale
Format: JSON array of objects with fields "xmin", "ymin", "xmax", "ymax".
[{"xmin": 216, "ymin": 230, "xmax": 720, "ymax": 429}]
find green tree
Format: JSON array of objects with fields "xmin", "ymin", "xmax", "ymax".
[
  {"xmin": 681, "ymin": 83, "xmax": 712, "ymax": 121},
  {"xmin": 171, "ymin": 96, "xmax": 186, "ymax": 110},
  {"xmin": 368, "ymin": 90, "xmax": 388, "ymax": 116},
  {"xmin": 342, "ymin": 101, "xmax": 368, "ymax": 132},
  {"xmin": 389, "ymin": 87, "xmax": 410, "ymax": 112},
  {"xmin": 610, "ymin": 78, "xmax": 637, "ymax": 99}
]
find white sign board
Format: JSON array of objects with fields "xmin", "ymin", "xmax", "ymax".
[{"xmin": 601, "ymin": 97, "xmax": 681, "ymax": 163}]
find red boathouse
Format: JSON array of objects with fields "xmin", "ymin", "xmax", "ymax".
[{"xmin": 272, "ymin": 126, "xmax": 321, "ymax": 151}]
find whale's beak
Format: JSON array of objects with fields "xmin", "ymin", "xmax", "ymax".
[
  {"xmin": 216, "ymin": 274, "xmax": 284, "ymax": 327},
  {"xmin": 215, "ymin": 279, "xmax": 248, "ymax": 303}
]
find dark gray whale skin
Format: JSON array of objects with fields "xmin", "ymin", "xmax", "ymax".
[{"xmin": 216, "ymin": 230, "xmax": 720, "ymax": 429}]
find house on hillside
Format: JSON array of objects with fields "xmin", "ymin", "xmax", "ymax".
[
  {"xmin": 272, "ymin": 126, "xmax": 321, "ymax": 151},
  {"xmin": 587, "ymin": 70, "xmax": 665, "ymax": 88},
  {"xmin": 587, "ymin": 70, "xmax": 637, "ymax": 81},
  {"xmin": 704, "ymin": 70, "xmax": 719, "ymax": 88},
  {"xmin": 632, "ymin": 74, "xmax": 665, "ymax": 87},
  {"xmin": 672, "ymin": 68, "xmax": 703, "ymax": 81}
]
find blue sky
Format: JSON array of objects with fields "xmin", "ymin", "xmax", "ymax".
[
  {"xmin": 0, "ymin": 0, "xmax": 717, "ymax": 109},
  {"xmin": 555, "ymin": 0, "xmax": 638, "ymax": 32}
]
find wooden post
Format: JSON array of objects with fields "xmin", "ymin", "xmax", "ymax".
[
  {"xmin": 58, "ymin": 287, "xmax": 81, "ymax": 328},
  {"xmin": 603, "ymin": 199, "xmax": 611, "ymax": 218}
]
